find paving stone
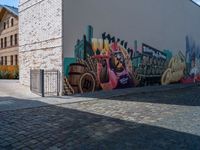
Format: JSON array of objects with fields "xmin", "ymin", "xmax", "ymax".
[{"xmin": 1, "ymin": 86, "xmax": 200, "ymax": 149}]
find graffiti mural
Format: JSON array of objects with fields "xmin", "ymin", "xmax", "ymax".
[
  {"xmin": 63, "ymin": 25, "xmax": 171, "ymax": 95},
  {"xmin": 186, "ymin": 36, "xmax": 200, "ymax": 66},
  {"xmin": 65, "ymin": 25, "xmax": 136, "ymax": 94},
  {"xmin": 181, "ymin": 36, "xmax": 200, "ymax": 83},
  {"xmin": 63, "ymin": 26, "xmax": 193, "ymax": 95},
  {"xmin": 132, "ymin": 44, "xmax": 168, "ymax": 86},
  {"xmin": 161, "ymin": 51, "xmax": 186, "ymax": 85},
  {"xmin": 95, "ymin": 42, "xmax": 134, "ymax": 91}
]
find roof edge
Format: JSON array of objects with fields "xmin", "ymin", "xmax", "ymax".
[{"xmin": 0, "ymin": 5, "xmax": 18, "ymax": 17}]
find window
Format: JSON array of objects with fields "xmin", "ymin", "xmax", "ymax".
[
  {"xmin": 15, "ymin": 55, "xmax": 18, "ymax": 65},
  {"xmin": 5, "ymin": 56, "xmax": 7, "ymax": 65},
  {"xmin": 7, "ymin": 20, "xmax": 9, "ymax": 28},
  {"xmin": 10, "ymin": 35, "xmax": 13, "ymax": 46},
  {"xmin": 11, "ymin": 18, "xmax": 14, "ymax": 27},
  {"xmin": 10, "ymin": 55, "xmax": 13, "ymax": 65},
  {"xmin": 14, "ymin": 34, "xmax": 18, "ymax": 45},
  {"xmin": 3, "ymin": 22, "xmax": 6, "ymax": 29},
  {"xmin": 1, "ymin": 38, "xmax": 3, "ymax": 48},
  {"xmin": 4, "ymin": 37, "xmax": 7, "ymax": 48},
  {"xmin": 1, "ymin": 57, "xmax": 3, "ymax": 65}
]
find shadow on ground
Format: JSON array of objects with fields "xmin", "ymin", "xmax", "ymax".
[
  {"xmin": 74, "ymin": 85, "xmax": 200, "ymax": 106},
  {"xmin": 0, "ymin": 96, "xmax": 200, "ymax": 149},
  {"xmin": 0, "ymin": 97, "xmax": 47, "ymax": 112},
  {"xmin": 108, "ymin": 87, "xmax": 200, "ymax": 106}
]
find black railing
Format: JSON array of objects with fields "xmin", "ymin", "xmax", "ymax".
[{"xmin": 30, "ymin": 69, "xmax": 60, "ymax": 97}]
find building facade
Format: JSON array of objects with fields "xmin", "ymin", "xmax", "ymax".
[
  {"xmin": 19, "ymin": 0, "xmax": 62, "ymax": 86},
  {"xmin": 19, "ymin": 0, "xmax": 200, "ymax": 95},
  {"xmin": 0, "ymin": 5, "xmax": 18, "ymax": 66}
]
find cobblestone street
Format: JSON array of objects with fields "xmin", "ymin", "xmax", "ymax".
[{"xmin": 1, "ymin": 86, "xmax": 200, "ymax": 149}]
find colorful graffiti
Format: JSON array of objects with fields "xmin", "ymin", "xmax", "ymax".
[
  {"xmin": 63, "ymin": 27, "xmax": 199, "ymax": 95},
  {"xmin": 161, "ymin": 51, "xmax": 186, "ymax": 85},
  {"xmin": 94, "ymin": 42, "xmax": 134, "ymax": 90},
  {"xmin": 161, "ymin": 36, "xmax": 200, "ymax": 85},
  {"xmin": 181, "ymin": 36, "xmax": 200, "ymax": 83},
  {"xmin": 63, "ymin": 26, "xmax": 168, "ymax": 95},
  {"xmin": 132, "ymin": 44, "xmax": 168, "ymax": 86},
  {"xmin": 186, "ymin": 36, "xmax": 200, "ymax": 66}
]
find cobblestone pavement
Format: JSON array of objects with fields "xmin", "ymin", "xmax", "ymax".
[{"xmin": 0, "ymin": 86, "xmax": 200, "ymax": 149}]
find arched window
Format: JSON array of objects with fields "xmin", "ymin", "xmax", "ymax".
[{"xmin": 11, "ymin": 18, "xmax": 14, "ymax": 27}]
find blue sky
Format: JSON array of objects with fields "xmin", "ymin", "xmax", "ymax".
[
  {"xmin": 0, "ymin": 0, "xmax": 19, "ymax": 7},
  {"xmin": 0, "ymin": 0, "xmax": 200, "ymax": 8},
  {"xmin": 193, "ymin": 0, "xmax": 200, "ymax": 5}
]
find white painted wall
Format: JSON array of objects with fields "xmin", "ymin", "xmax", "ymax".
[
  {"xmin": 19, "ymin": 0, "xmax": 63, "ymax": 87},
  {"xmin": 63, "ymin": 0, "xmax": 200, "ymax": 57}
]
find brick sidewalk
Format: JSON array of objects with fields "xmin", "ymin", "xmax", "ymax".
[
  {"xmin": 0, "ymin": 82, "xmax": 196, "ymax": 112},
  {"xmin": 0, "ymin": 86, "xmax": 200, "ymax": 149}
]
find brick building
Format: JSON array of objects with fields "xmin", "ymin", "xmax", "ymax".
[
  {"xmin": 19, "ymin": 0, "xmax": 62, "ymax": 86},
  {"xmin": 0, "ymin": 5, "xmax": 18, "ymax": 66}
]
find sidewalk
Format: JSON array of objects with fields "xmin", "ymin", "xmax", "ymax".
[
  {"xmin": 28, "ymin": 83, "xmax": 197, "ymax": 106},
  {"xmin": 0, "ymin": 80, "xmax": 39, "ymax": 99}
]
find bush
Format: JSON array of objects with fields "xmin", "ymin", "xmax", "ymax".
[{"xmin": 0, "ymin": 65, "xmax": 19, "ymax": 79}]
